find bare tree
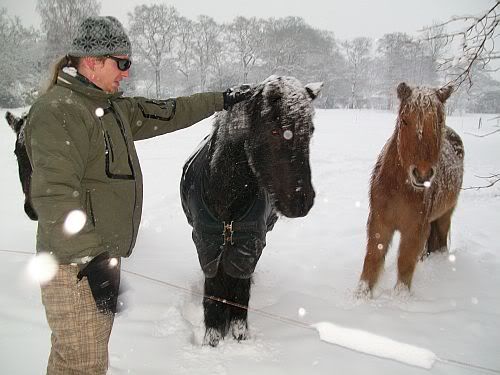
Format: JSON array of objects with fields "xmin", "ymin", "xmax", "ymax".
[
  {"xmin": 128, "ymin": 4, "xmax": 180, "ymax": 98},
  {"xmin": 0, "ymin": 8, "xmax": 40, "ymax": 106},
  {"xmin": 36, "ymin": 0, "xmax": 100, "ymax": 62},
  {"xmin": 227, "ymin": 17, "xmax": 263, "ymax": 82},
  {"xmin": 174, "ymin": 16, "xmax": 195, "ymax": 88},
  {"xmin": 191, "ymin": 15, "xmax": 222, "ymax": 91},
  {"xmin": 210, "ymin": 30, "xmax": 233, "ymax": 90},
  {"xmin": 422, "ymin": 1, "xmax": 500, "ymax": 88},
  {"xmin": 342, "ymin": 37, "xmax": 372, "ymax": 108},
  {"xmin": 375, "ymin": 32, "xmax": 421, "ymax": 109},
  {"xmin": 422, "ymin": 23, "xmax": 448, "ymax": 67},
  {"xmin": 417, "ymin": 23, "xmax": 448, "ymax": 85},
  {"xmin": 259, "ymin": 16, "xmax": 332, "ymax": 79}
]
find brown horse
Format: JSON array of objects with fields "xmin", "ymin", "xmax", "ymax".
[{"xmin": 357, "ymin": 82, "xmax": 464, "ymax": 297}]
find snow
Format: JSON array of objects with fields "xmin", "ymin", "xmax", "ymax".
[
  {"xmin": 63, "ymin": 209, "xmax": 87, "ymax": 235},
  {"xmin": 27, "ymin": 252, "xmax": 58, "ymax": 284},
  {"xmin": 1, "ymin": 108, "xmax": 499, "ymax": 374},
  {"xmin": 313, "ymin": 322, "xmax": 437, "ymax": 369}
]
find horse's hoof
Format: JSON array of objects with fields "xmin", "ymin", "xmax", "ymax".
[
  {"xmin": 393, "ymin": 282, "xmax": 411, "ymax": 299},
  {"xmin": 230, "ymin": 319, "xmax": 249, "ymax": 341},
  {"xmin": 354, "ymin": 280, "xmax": 371, "ymax": 299},
  {"xmin": 424, "ymin": 246, "xmax": 448, "ymax": 259},
  {"xmin": 203, "ymin": 327, "xmax": 223, "ymax": 347}
]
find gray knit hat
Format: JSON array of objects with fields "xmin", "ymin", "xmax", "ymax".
[{"xmin": 68, "ymin": 16, "xmax": 131, "ymax": 57}]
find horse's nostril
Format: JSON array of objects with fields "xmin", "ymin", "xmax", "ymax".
[
  {"xmin": 428, "ymin": 167, "xmax": 435, "ymax": 179},
  {"xmin": 412, "ymin": 167, "xmax": 420, "ymax": 179}
]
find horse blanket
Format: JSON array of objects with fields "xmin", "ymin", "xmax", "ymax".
[{"xmin": 180, "ymin": 135, "xmax": 278, "ymax": 278}]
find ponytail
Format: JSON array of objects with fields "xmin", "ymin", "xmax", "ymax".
[{"xmin": 41, "ymin": 55, "xmax": 82, "ymax": 94}]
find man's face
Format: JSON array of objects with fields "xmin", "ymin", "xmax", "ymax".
[{"xmin": 90, "ymin": 55, "xmax": 130, "ymax": 93}]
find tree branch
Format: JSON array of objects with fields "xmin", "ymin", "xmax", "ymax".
[
  {"xmin": 422, "ymin": 2, "xmax": 500, "ymax": 89},
  {"xmin": 463, "ymin": 173, "xmax": 500, "ymax": 190}
]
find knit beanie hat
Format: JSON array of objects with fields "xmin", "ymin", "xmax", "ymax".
[{"xmin": 68, "ymin": 16, "xmax": 131, "ymax": 57}]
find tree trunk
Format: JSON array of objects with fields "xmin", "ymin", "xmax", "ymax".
[{"xmin": 155, "ymin": 69, "xmax": 161, "ymax": 99}]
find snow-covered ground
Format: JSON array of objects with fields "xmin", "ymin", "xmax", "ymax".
[{"xmin": 1, "ymin": 107, "xmax": 499, "ymax": 374}]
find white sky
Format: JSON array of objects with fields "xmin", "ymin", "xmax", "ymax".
[{"xmin": 2, "ymin": 0, "xmax": 495, "ymax": 40}]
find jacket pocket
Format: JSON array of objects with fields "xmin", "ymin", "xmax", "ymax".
[
  {"xmin": 97, "ymin": 106, "xmax": 135, "ymax": 180},
  {"xmin": 101, "ymin": 125, "xmax": 134, "ymax": 180}
]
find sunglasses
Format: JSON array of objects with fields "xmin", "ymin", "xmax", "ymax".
[{"xmin": 107, "ymin": 56, "xmax": 132, "ymax": 71}]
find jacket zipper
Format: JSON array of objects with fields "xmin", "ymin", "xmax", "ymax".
[
  {"xmin": 105, "ymin": 131, "xmax": 115, "ymax": 162},
  {"xmin": 108, "ymin": 101, "xmax": 137, "ymax": 256},
  {"xmin": 86, "ymin": 189, "xmax": 96, "ymax": 227}
]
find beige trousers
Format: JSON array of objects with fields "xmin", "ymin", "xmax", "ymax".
[{"xmin": 41, "ymin": 264, "xmax": 115, "ymax": 375}]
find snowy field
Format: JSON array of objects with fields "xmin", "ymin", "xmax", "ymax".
[{"xmin": 0, "ymin": 107, "xmax": 499, "ymax": 374}]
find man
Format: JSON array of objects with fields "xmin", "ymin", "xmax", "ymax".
[{"xmin": 25, "ymin": 16, "xmax": 250, "ymax": 374}]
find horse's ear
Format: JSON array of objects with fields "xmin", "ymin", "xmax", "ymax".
[
  {"xmin": 263, "ymin": 80, "xmax": 282, "ymax": 103},
  {"xmin": 5, "ymin": 111, "xmax": 21, "ymax": 133},
  {"xmin": 305, "ymin": 82, "xmax": 323, "ymax": 100},
  {"xmin": 5, "ymin": 111, "xmax": 15, "ymax": 131},
  {"xmin": 397, "ymin": 82, "xmax": 412, "ymax": 101},
  {"xmin": 436, "ymin": 85, "xmax": 454, "ymax": 103}
]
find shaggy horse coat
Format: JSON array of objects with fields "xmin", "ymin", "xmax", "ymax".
[
  {"xmin": 181, "ymin": 76, "xmax": 321, "ymax": 346},
  {"xmin": 357, "ymin": 82, "xmax": 464, "ymax": 297}
]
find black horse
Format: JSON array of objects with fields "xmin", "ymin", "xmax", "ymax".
[
  {"xmin": 5, "ymin": 111, "xmax": 37, "ymax": 220},
  {"xmin": 180, "ymin": 75, "xmax": 322, "ymax": 346}
]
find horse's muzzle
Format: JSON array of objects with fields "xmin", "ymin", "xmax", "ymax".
[
  {"xmin": 409, "ymin": 165, "xmax": 435, "ymax": 190},
  {"xmin": 278, "ymin": 187, "xmax": 315, "ymax": 218}
]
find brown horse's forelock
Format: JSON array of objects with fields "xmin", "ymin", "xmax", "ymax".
[{"xmin": 397, "ymin": 89, "xmax": 445, "ymax": 165}]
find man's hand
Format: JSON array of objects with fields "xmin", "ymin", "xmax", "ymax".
[{"xmin": 223, "ymin": 84, "xmax": 253, "ymax": 110}]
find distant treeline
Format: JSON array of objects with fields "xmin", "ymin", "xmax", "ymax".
[{"xmin": 1, "ymin": 2, "xmax": 499, "ymax": 113}]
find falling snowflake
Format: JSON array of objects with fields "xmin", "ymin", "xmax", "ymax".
[
  {"xmin": 109, "ymin": 258, "xmax": 119, "ymax": 267},
  {"xmin": 283, "ymin": 130, "xmax": 293, "ymax": 140},
  {"xmin": 28, "ymin": 253, "xmax": 58, "ymax": 284},
  {"xmin": 63, "ymin": 210, "xmax": 87, "ymax": 235},
  {"xmin": 95, "ymin": 107, "xmax": 104, "ymax": 117}
]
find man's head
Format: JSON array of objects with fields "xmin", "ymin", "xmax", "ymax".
[{"xmin": 69, "ymin": 16, "xmax": 132, "ymax": 93}]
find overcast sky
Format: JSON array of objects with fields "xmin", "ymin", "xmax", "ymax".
[{"xmin": 2, "ymin": 0, "xmax": 495, "ymax": 40}]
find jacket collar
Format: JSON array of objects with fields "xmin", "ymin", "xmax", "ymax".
[{"xmin": 56, "ymin": 70, "xmax": 123, "ymax": 104}]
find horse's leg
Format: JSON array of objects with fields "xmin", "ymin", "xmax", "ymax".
[
  {"xmin": 425, "ymin": 207, "xmax": 455, "ymax": 256},
  {"xmin": 226, "ymin": 275, "xmax": 251, "ymax": 341},
  {"xmin": 396, "ymin": 223, "xmax": 430, "ymax": 292},
  {"xmin": 358, "ymin": 213, "xmax": 394, "ymax": 297},
  {"xmin": 203, "ymin": 271, "xmax": 229, "ymax": 347}
]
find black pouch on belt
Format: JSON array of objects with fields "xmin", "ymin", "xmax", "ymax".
[{"xmin": 77, "ymin": 252, "xmax": 121, "ymax": 315}]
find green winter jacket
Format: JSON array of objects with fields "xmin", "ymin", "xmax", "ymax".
[{"xmin": 25, "ymin": 70, "xmax": 224, "ymax": 264}]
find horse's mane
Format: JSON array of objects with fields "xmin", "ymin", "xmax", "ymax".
[{"xmin": 213, "ymin": 76, "xmax": 315, "ymax": 133}]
